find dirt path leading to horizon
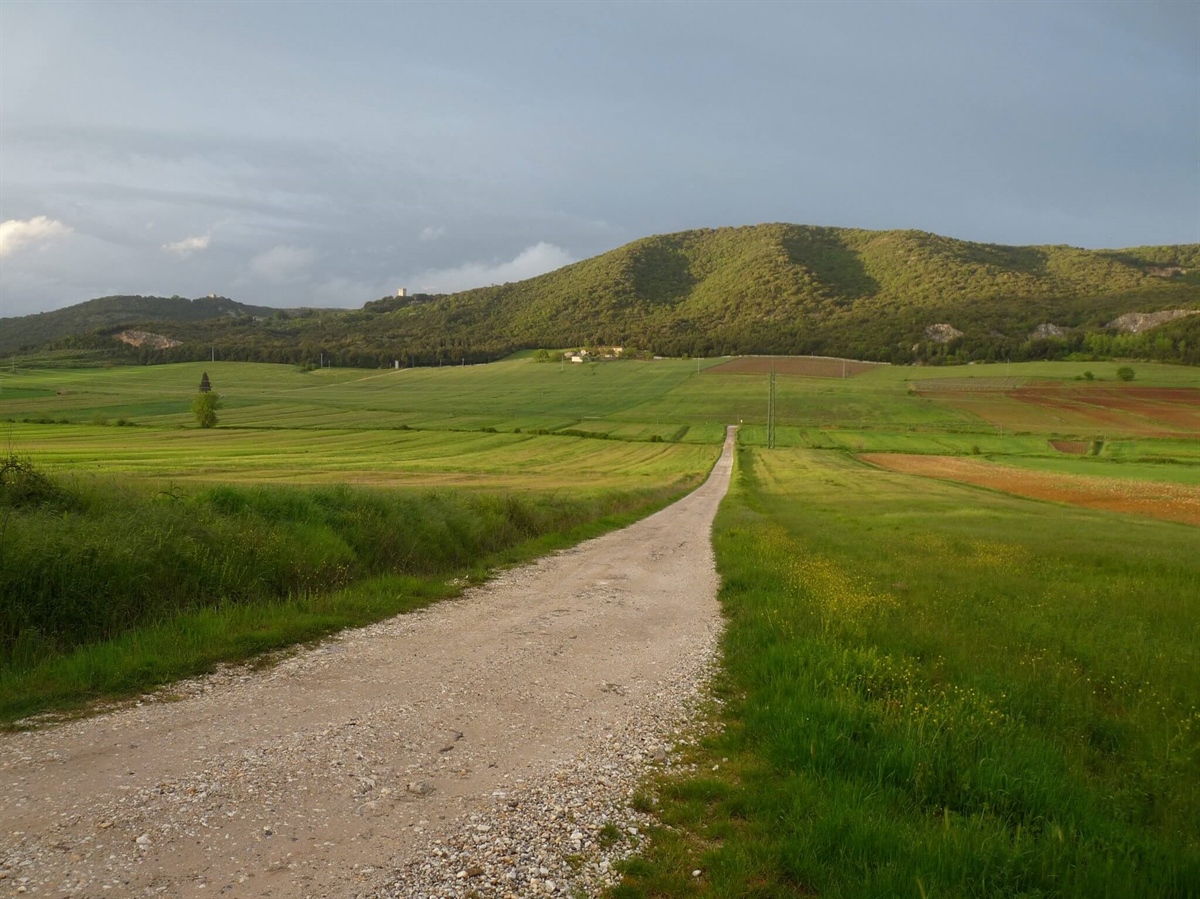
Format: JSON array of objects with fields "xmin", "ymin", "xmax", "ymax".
[{"xmin": 0, "ymin": 428, "xmax": 737, "ymax": 899}]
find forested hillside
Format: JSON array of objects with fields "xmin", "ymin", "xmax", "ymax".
[
  {"xmin": 7, "ymin": 224, "xmax": 1198, "ymax": 366},
  {"xmin": 0, "ymin": 295, "xmax": 293, "ymax": 356}
]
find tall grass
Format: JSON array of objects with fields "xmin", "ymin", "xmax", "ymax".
[
  {"xmin": 614, "ymin": 447, "xmax": 1199, "ymax": 898},
  {"xmin": 1, "ymin": 457, "xmax": 692, "ymax": 720}
]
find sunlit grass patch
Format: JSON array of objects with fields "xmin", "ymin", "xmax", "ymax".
[
  {"xmin": 0, "ymin": 463, "xmax": 697, "ymax": 723},
  {"xmin": 614, "ymin": 446, "xmax": 1200, "ymax": 898}
]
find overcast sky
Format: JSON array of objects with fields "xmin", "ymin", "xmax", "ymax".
[{"xmin": 1, "ymin": 0, "xmax": 1197, "ymax": 317}]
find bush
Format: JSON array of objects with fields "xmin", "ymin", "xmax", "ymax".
[
  {"xmin": 1116, "ymin": 366, "xmax": 1135, "ymax": 382},
  {"xmin": 192, "ymin": 391, "xmax": 221, "ymax": 428},
  {"xmin": 0, "ymin": 455, "xmax": 68, "ymax": 509}
]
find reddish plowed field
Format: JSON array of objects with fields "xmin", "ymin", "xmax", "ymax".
[
  {"xmin": 861, "ymin": 453, "xmax": 1200, "ymax": 526},
  {"xmin": 1049, "ymin": 440, "xmax": 1089, "ymax": 454},
  {"xmin": 1008, "ymin": 386, "xmax": 1200, "ymax": 435},
  {"xmin": 708, "ymin": 356, "xmax": 881, "ymax": 377},
  {"xmin": 929, "ymin": 383, "xmax": 1200, "ymax": 436},
  {"xmin": 912, "ymin": 377, "xmax": 1024, "ymax": 392}
]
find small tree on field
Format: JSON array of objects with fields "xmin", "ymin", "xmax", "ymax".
[
  {"xmin": 192, "ymin": 392, "xmax": 220, "ymax": 428},
  {"xmin": 192, "ymin": 375, "xmax": 221, "ymax": 428},
  {"xmin": 1116, "ymin": 366, "xmax": 1135, "ymax": 382}
]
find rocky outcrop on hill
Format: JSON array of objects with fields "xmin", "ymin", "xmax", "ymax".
[
  {"xmin": 1030, "ymin": 323, "xmax": 1069, "ymax": 340},
  {"xmin": 924, "ymin": 323, "xmax": 963, "ymax": 343},
  {"xmin": 114, "ymin": 329, "xmax": 182, "ymax": 349},
  {"xmin": 1106, "ymin": 309, "xmax": 1199, "ymax": 334}
]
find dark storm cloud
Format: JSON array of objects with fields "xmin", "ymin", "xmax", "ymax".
[{"xmin": 1, "ymin": 0, "xmax": 1196, "ymax": 316}]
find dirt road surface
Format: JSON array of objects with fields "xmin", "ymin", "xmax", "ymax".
[{"xmin": 1, "ymin": 427, "xmax": 736, "ymax": 898}]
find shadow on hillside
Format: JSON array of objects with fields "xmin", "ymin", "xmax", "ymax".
[
  {"xmin": 629, "ymin": 242, "xmax": 697, "ymax": 305},
  {"xmin": 781, "ymin": 226, "xmax": 880, "ymax": 301},
  {"xmin": 945, "ymin": 240, "xmax": 1049, "ymax": 276}
]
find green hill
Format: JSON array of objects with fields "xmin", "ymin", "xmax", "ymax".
[
  {"xmin": 430, "ymin": 224, "xmax": 1198, "ymax": 360},
  {"xmin": 0, "ymin": 295, "xmax": 290, "ymax": 356},
  {"xmin": 6, "ymin": 225, "xmax": 1198, "ymax": 365}
]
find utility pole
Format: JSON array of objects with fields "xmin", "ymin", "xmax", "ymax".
[{"xmin": 767, "ymin": 365, "xmax": 777, "ymax": 450}]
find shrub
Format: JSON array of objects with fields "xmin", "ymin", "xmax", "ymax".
[
  {"xmin": 1116, "ymin": 366, "xmax": 1135, "ymax": 382},
  {"xmin": 192, "ymin": 391, "xmax": 221, "ymax": 428},
  {"xmin": 0, "ymin": 455, "xmax": 67, "ymax": 509}
]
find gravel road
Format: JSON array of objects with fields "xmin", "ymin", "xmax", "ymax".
[{"xmin": 0, "ymin": 426, "xmax": 736, "ymax": 898}]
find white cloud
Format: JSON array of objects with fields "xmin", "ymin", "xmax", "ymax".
[
  {"xmin": 419, "ymin": 225, "xmax": 446, "ymax": 242},
  {"xmin": 0, "ymin": 216, "xmax": 73, "ymax": 258},
  {"xmin": 248, "ymin": 245, "xmax": 315, "ymax": 283},
  {"xmin": 162, "ymin": 234, "xmax": 210, "ymax": 256},
  {"xmin": 416, "ymin": 242, "xmax": 574, "ymax": 293}
]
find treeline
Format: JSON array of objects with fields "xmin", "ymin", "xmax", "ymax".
[
  {"xmin": 41, "ymin": 303, "xmax": 1199, "ymax": 369},
  {"xmin": 908, "ymin": 313, "xmax": 1200, "ymax": 366}
]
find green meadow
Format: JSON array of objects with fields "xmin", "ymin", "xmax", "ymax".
[
  {"xmin": 615, "ymin": 447, "xmax": 1199, "ymax": 898},
  {"xmin": 0, "ymin": 357, "xmax": 731, "ymax": 438},
  {"xmin": 0, "ymin": 424, "xmax": 717, "ymax": 490},
  {"xmin": 0, "ymin": 359, "xmax": 729, "ymax": 720},
  {"xmin": 2, "ymin": 355, "xmax": 1198, "ymax": 893}
]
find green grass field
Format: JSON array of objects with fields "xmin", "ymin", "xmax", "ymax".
[
  {"xmin": 3, "ymin": 356, "xmax": 1194, "ymax": 454},
  {"xmin": 0, "ymin": 358, "xmax": 730, "ymax": 436},
  {"xmin": 2, "ymin": 355, "xmax": 1197, "ymax": 892},
  {"xmin": 0, "ymin": 359, "xmax": 727, "ymax": 720},
  {"xmin": 0, "ymin": 422, "xmax": 716, "ymax": 490},
  {"xmin": 614, "ymin": 447, "xmax": 1199, "ymax": 898}
]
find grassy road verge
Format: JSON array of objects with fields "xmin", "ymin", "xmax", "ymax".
[
  {"xmin": 614, "ymin": 446, "xmax": 1199, "ymax": 897},
  {"xmin": 1, "ymin": 459, "xmax": 701, "ymax": 725}
]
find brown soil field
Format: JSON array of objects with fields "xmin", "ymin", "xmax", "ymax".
[
  {"xmin": 860, "ymin": 453, "xmax": 1200, "ymax": 526},
  {"xmin": 911, "ymin": 377, "xmax": 1025, "ymax": 392},
  {"xmin": 1049, "ymin": 440, "xmax": 1089, "ymax": 454},
  {"xmin": 1010, "ymin": 388, "xmax": 1144, "ymax": 432},
  {"xmin": 707, "ymin": 355, "xmax": 882, "ymax": 377},
  {"xmin": 926, "ymin": 383, "xmax": 1200, "ymax": 437},
  {"xmin": 1011, "ymin": 386, "xmax": 1200, "ymax": 432}
]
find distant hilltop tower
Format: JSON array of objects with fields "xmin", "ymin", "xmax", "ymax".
[
  {"xmin": 199, "ymin": 372, "xmax": 212, "ymax": 393},
  {"xmin": 396, "ymin": 287, "xmax": 408, "ymax": 297}
]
